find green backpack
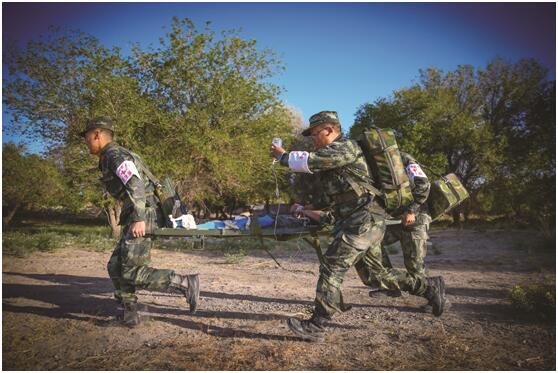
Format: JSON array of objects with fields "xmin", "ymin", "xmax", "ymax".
[
  {"xmin": 129, "ymin": 152, "xmax": 188, "ymax": 222},
  {"xmin": 341, "ymin": 127, "xmax": 414, "ymax": 214},
  {"xmin": 427, "ymin": 173, "xmax": 469, "ymax": 221},
  {"xmin": 355, "ymin": 127, "xmax": 414, "ymax": 213}
]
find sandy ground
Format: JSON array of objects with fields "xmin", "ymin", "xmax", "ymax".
[{"xmin": 2, "ymin": 228, "xmax": 556, "ymax": 370}]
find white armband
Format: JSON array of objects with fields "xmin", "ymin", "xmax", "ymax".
[
  {"xmin": 406, "ymin": 163, "xmax": 426, "ymax": 182},
  {"xmin": 116, "ymin": 160, "xmax": 141, "ymax": 184},
  {"xmin": 288, "ymin": 151, "xmax": 313, "ymax": 174}
]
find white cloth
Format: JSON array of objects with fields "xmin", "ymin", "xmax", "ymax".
[
  {"xmin": 170, "ymin": 214, "xmax": 197, "ymax": 229},
  {"xmin": 116, "ymin": 160, "xmax": 141, "ymax": 184},
  {"xmin": 288, "ymin": 151, "xmax": 313, "ymax": 173}
]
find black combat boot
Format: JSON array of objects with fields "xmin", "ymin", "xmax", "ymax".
[
  {"xmin": 170, "ymin": 274, "xmax": 200, "ymax": 314},
  {"xmin": 424, "ymin": 276, "xmax": 446, "ymax": 316},
  {"xmin": 123, "ymin": 303, "xmax": 141, "ymax": 327},
  {"xmin": 287, "ymin": 313, "xmax": 328, "ymax": 342}
]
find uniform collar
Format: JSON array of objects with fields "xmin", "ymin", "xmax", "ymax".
[
  {"xmin": 99, "ymin": 141, "xmax": 117, "ymax": 157},
  {"xmin": 98, "ymin": 142, "xmax": 117, "ymax": 169}
]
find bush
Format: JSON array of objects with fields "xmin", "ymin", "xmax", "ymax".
[
  {"xmin": 509, "ymin": 282, "xmax": 556, "ymax": 321},
  {"xmin": 2, "ymin": 224, "xmax": 116, "ymax": 257}
]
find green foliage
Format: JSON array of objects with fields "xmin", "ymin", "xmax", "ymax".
[
  {"xmin": 3, "ymin": 19, "xmax": 294, "ymax": 220},
  {"xmin": 131, "ymin": 18, "xmax": 294, "ymax": 210},
  {"xmin": 351, "ymin": 58, "xmax": 555, "ymax": 233},
  {"xmin": 2, "ymin": 143, "xmax": 67, "ymax": 224},
  {"xmin": 3, "ymin": 223, "xmax": 115, "ymax": 257},
  {"xmin": 509, "ymin": 282, "xmax": 555, "ymax": 321}
]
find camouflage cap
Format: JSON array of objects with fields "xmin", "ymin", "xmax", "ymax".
[
  {"xmin": 80, "ymin": 116, "xmax": 114, "ymax": 137},
  {"xmin": 302, "ymin": 111, "xmax": 340, "ymax": 136}
]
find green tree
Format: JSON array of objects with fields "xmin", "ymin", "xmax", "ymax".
[
  {"xmin": 351, "ymin": 58, "xmax": 554, "ymax": 232},
  {"xmin": 3, "ymin": 27, "xmax": 157, "ymax": 237},
  {"xmin": 4, "ymin": 19, "xmax": 294, "ymax": 231},
  {"xmin": 131, "ymin": 18, "xmax": 294, "ymax": 217},
  {"xmin": 2, "ymin": 143, "xmax": 66, "ymax": 225}
]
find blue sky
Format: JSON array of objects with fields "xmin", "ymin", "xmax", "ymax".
[{"xmin": 2, "ymin": 2, "xmax": 556, "ymax": 152}]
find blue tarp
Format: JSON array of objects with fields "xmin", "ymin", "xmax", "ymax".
[{"xmin": 196, "ymin": 214, "xmax": 275, "ymax": 230}]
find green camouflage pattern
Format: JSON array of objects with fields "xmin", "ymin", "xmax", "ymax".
[
  {"xmin": 357, "ymin": 128, "xmax": 414, "ymax": 212},
  {"xmin": 375, "ymin": 152, "xmax": 431, "ymax": 294},
  {"xmin": 80, "ymin": 116, "xmax": 115, "ymax": 136},
  {"xmin": 428, "ymin": 173, "xmax": 469, "ymax": 221},
  {"xmin": 99, "ymin": 142, "xmax": 176, "ymax": 305},
  {"xmin": 315, "ymin": 206, "xmax": 387, "ymax": 316},
  {"xmin": 107, "ymin": 211, "xmax": 176, "ymax": 305},
  {"xmin": 400, "ymin": 152, "xmax": 431, "ymax": 215},
  {"xmin": 378, "ymin": 215, "xmax": 431, "ymax": 295},
  {"xmin": 302, "ymin": 111, "xmax": 340, "ymax": 136},
  {"xmin": 281, "ymin": 136, "xmax": 374, "ymax": 217},
  {"xmin": 155, "ymin": 176, "xmax": 180, "ymax": 218},
  {"xmin": 99, "ymin": 142, "xmax": 158, "ymax": 225},
  {"xmin": 281, "ymin": 136, "xmax": 392, "ymax": 317}
]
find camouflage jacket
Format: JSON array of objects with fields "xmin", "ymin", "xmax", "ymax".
[
  {"xmin": 281, "ymin": 136, "xmax": 380, "ymax": 219},
  {"xmin": 400, "ymin": 152, "xmax": 430, "ymax": 215},
  {"xmin": 98, "ymin": 142, "xmax": 157, "ymax": 225}
]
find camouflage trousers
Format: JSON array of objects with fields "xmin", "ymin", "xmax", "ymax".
[
  {"xmin": 107, "ymin": 207, "xmax": 175, "ymax": 305},
  {"xmin": 315, "ymin": 206, "xmax": 387, "ymax": 318},
  {"xmin": 375, "ymin": 214, "xmax": 431, "ymax": 296}
]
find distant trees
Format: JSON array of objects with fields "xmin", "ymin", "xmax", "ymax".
[
  {"xmin": 2, "ymin": 144, "xmax": 66, "ymax": 225},
  {"xmin": 351, "ymin": 58, "xmax": 555, "ymax": 235},
  {"xmin": 4, "ymin": 18, "xmax": 294, "ymax": 233}
]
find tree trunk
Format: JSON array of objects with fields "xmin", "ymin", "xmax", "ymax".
[
  {"xmin": 3, "ymin": 202, "xmax": 21, "ymax": 226},
  {"xmin": 104, "ymin": 201, "xmax": 122, "ymax": 239}
]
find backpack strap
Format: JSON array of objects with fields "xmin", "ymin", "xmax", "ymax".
[
  {"xmin": 128, "ymin": 151, "xmax": 161, "ymax": 186},
  {"xmin": 338, "ymin": 166, "xmax": 383, "ymax": 198}
]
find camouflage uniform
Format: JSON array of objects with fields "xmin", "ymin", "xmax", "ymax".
[
  {"xmin": 99, "ymin": 142, "xmax": 178, "ymax": 305},
  {"xmin": 279, "ymin": 112, "xmax": 426, "ymax": 319},
  {"xmin": 377, "ymin": 152, "xmax": 432, "ymax": 295},
  {"xmin": 82, "ymin": 117, "xmax": 198, "ymax": 324},
  {"xmin": 278, "ymin": 113, "xmax": 445, "ymax": 342}
]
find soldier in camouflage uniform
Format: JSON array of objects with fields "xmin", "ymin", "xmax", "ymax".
[
  {"xmin": 271, "ymin": 111, "xmax": 445, "ymax": 342},
  {"xmin": 366, "ymin": 152, "xmax": 436, "ymax": 306},
  {"xmin": 81, "ymin": 117, "xmax": 200, "ymax": 327}
]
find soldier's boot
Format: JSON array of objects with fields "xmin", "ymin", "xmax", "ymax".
[
  {"xmin": 287, "ymin": 313, "xmax": 327, "ymax": 342},
  {"xmin": 368, "ymin": 288, "xmax": 403, "ymax": 298},
  {"xmin": 122, "ymin": 303, "xmax": 141, "ymax": 327},
  {"xmin": 170, "ymin": 273, "xmax": 200, "ymax": 314},
  {"xmin": 424, "ymin": 276, "xmax": 446, "ymax": 316},
  {"xmin": 421, "ymin": 303, "xmax": 433, "ymax": 313}
]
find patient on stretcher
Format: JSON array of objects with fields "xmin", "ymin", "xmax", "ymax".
[{"xmin": 169, "ymin": 204, "xmax": 329, "ymax": 231}]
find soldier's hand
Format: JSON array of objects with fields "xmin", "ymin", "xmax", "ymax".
[
  {"xmin": 270, "ymin": 143, "xmax": 285, "ymax": 160},
  {"xmin": 403, "ymin": 212, "xmax": 416, "ymax": 226},
  {"xmin": 130, "ymin": 221, "xmax": 146, "ymax": 237}
]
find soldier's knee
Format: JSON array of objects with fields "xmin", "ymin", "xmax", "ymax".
[{"xmin": 121, "ymin": 264, "xmax": 140, "ymax": 283}]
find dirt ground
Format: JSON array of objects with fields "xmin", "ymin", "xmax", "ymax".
[{"xmin": 2, "ymin": 228, "xmax": 556, "ymax": 370}]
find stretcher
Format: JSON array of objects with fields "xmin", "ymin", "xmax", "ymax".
[
  {"xmin": 150, "ymin": 218, "xmax": 330, "ymax": 266},
  {"xmin": 151, "ymin": 216, "xmax": 400, "ymax": 312},
  {"xmin": 150, "ymin": 216, "xmax": 401, "ymax": 267}
]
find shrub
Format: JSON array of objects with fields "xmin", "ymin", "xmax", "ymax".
[{"xmin": 509, "ymin": 282, "xmax": 556, "ymax": 321}]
